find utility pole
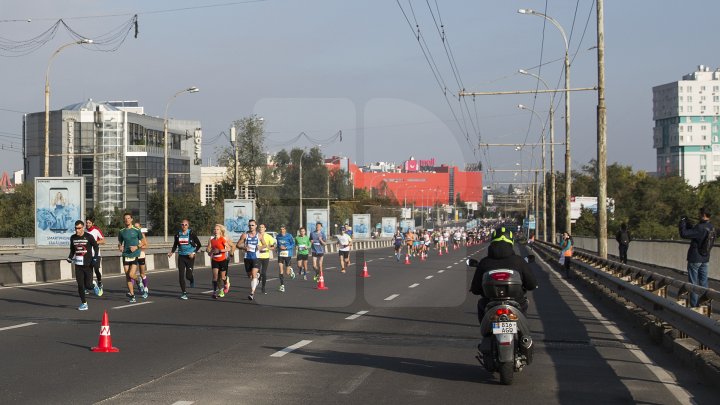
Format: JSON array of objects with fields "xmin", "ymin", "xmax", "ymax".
[
  {"xmin": 299, "ymin": 152, "xmax": 303, "ymax": 230},
  {"xmin": 231, "ymin": 126, "xmax": 239, "ymax": 198},
  {"xmin": 596, "ymin": 0, "xmax": 608, "ymax": 258}
]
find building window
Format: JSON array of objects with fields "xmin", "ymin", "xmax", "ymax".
[
  {"xmin": 701, "ymin": 86, "xmax": 707, "ymax": 91},
  {"xmin": 205, "ymin": 184, "xmax": 215, "ymax": 203},
  {"xmin": 688, "ymin": 86, "xmax": 693, "ymax": 92},
  {"xmin": 714, "ymin": 96, "xmax": 719, "ymax": 102},
  {"xmin": 688, "ymin": 96, "xmax": 693, "ymax": 102},
  {"xmin": 688, "ymin": 106, "xmax": 693, "ymax": 113}
]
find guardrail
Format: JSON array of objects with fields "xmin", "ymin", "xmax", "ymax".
[{"xmin": 530, "ymin": 240, "xmax": 720, "ymax": 355}]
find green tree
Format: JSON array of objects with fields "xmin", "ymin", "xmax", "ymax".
[{"xmin": 0, "ymin": 183, "xmax": 35, "ymax": 237}]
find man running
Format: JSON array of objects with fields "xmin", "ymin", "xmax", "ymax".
[
  {"xmin": 310, "ymin": 222, "xmax": 327, "ymax": 281},
  {"xmin": 275, "ymin": 225, "xmax": 295, "ymax": 292},
  {"xmin": 257, "ymin": 223, "xmax": 276, "ymax": 294},
  {"xmin": 393, "ymin": 229, "xmax": 404, "ymax": 261},
  {"xmin": 134, "ymin": 221, "xmax": 149, "ymax": 296},
  {"xmin": 206, "ymin": 224, "xmax": 231, "ymax": 299},
  {"xmin": 169, "ymin": 219, "xmax": 202, "ymax": 300},
  {"xmin": 295, "ymin": 227, "xmax": 310, "ymax": 280},
  {"xmin": 68, "ymin": 220, "xmax": 100, "ymax": 310},
  {"xmin": 85, "ymin": 216, "xmax": 105, "ymax": 296},
  {"xmin": 118, "ymin": 212, "xmax": 144, "ymax": 302},
  {"xmin": 236, "ymin": 219, "xmax": 261, "ymax": 300},
  {"xmin": 336, "ymin": 228, "xmax": 352, "ymax": 273}
]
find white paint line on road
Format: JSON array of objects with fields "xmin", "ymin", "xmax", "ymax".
[
  {"xmin": 201, "ymin": 290, "xmax": 214, "ymax": 294},
  {"xmin": 378, "ymin": 257, "xmax": 385, "ymax": 260},
  {"xmin": 425, "ymin": 275, "xmax": 434, "ymax": 280},
  {"xmin": 384, "ymin": 294, "xmax": 399, "ymax": 301},
  {"xmin": 171, "ymin": 401, "xmax": 195, "ymax": 405},
  {"xmin": 438, "ymin": 270, "xmax": 445, "ymax": 273},
  {"xmin": 446, "ymin": 265, "xmax": 453, "ymax": 269},
  {"xmin": 408, "ymin": 283, "xmax": 420, "ymax": 288},
  {"xmin": 0, "ymin": 322, "xmax": 36, "ymax": 332},
  {"xmin": 345, "ymin": 310, "xmax": 369, "ymax": 320},
  {"xmin": 367, "ymin": 260, "xmax": 373, "ymax": 263},
  {"xmin": 112, "ymin": 301, "xmax": 153, "ymax": 310},
  {"xmin": 326, "ymin": 267, "xmax": 336, "ymax": 270},
  {"xmin": 270, "ymin": 340, "xmax": 313, "ymax": 357},
  {"xmin": 339, "ymin": 369, "xmax": 374, "ymax": 395}
]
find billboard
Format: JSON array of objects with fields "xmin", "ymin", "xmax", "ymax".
[
  {"xmin": 306, "ymin": 208, "xmax": 329, "ymax": 234},
  {"xmin": 224, "ymin": 199, "xmax": 255, "ymax": 242},
  {"xmin": 400, "ymin": 219, "xmax": 416, "ymax": 233},
  {"xmin": 35, "ymin": 177, "xmax": 84, "ymax": 247},
  {"xmin": 401, "ymin": 207, "xmax": 412, "ymax": 219},
  {"xmin": 352, "ymin": 213, "xmax": 371, "ymax": 239},
  {"xmin": 381, "ymin": 217, "xmax": 397, "ymax": 237}
]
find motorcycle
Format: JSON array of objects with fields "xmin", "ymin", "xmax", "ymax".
[{"xmin": 468, "ymin": 255, "xmax": 535, "ymax": 385}]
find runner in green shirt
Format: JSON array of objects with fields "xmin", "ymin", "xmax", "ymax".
[
  {"xmin": 295, "ymin": 227, "xmax": 311, "ymax": 280},
  {"xmin": 117, "ymin": 212, "xmax": 144, "ymax": 302}
]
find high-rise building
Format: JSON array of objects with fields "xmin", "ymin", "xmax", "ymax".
[
  {"xmin": 653, "ymin": 65, "xmax": 720, "ymax": 186},
  {"xmin": 23, "ymin": 99, "xmax": 202, "ymax": 226}
]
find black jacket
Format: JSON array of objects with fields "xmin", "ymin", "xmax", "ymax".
[
  {"xmin": 679, "ymin": 218, "xmax": 713, "ymax": 263},
  {"xmin": 68, "ymin": 232, "xmax": 99, "ymax": 266},
  {"xmin": 470, "ymin": 242, "xmax": 538, "ymax": 297}
]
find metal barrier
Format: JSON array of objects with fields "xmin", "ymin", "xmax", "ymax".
[{"xmin": 532, "ymin": 240, "xmax": 720, "ymax": 355}]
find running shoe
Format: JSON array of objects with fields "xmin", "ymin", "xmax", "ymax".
[
  {"xmin": 97, "ymin": 286, "xmax": 104, "ymax": 297},
  {"xmin": 128, "ymin": 295, "xmax": 136, "ymax": 303},
  {"xmin": 180, "ymin": 292, "xmax": 188, "ymax": 300},
  {"xmin": 313, "ymin": 274, "xmax": 319, "ymax": 282},
  {"xmin": 142, "ymin": 289, "xmax": 149, "ymax": 299},
  {"xmin": 126, "ymin": 292, "xmax": 133, "ymax": 299},
  {"xmin": 224, "ymin": 277, "xmax": 230, "ymax": 294},
  {"xmin": 190, "ymin": 280, "xmax": 195, "ymax": 288},
  {"xmin": 289, "ymin": 267, "xmax": 296, "ymax": 279},
  {"xmin": 93, "ymin": 281, "xmax": 100, "ymax": 296},
  {"xmin": 78, "ymin": 302, "xmax": 88, "ymax": 311},
  {"xmin": 278, "ymin": 284, "xmax": 285, "ymax": 292},
  {"xmin": 262, "ymin": 287, "xmax": 267, "ymax": 295},
  {"xmin": 218, "ymin": 289, "xmax": 225, "ymax": 298},
  {"xmin": 303, "ymin": 273, "xmax": 307, "ymax": 281},
  {"xmin": 137, "ymin": 279, "xmax": 144, "ymax": 291},
  {"xmin": 248, "ymin": 294, "xmax": 254, "ymax": 301}
]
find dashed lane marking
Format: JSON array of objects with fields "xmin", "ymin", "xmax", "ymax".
[
  {"xmin": 446, "ymin": 265, "xmax": 453, "ymax": 269},
  {"xmin": 171, "ymin": 402, "xmax": 195, "ymax": 405},
  {"xmin": 270, "ymin": 340, "xmax": 313, "ymax": 357},
  {"xmin": 0, "ymin": 322, "xmax": 36, "ymax": 332},
  {"xmin": 408, "ymin": 283, "xmax": 420, "ymax": 288},
  {"xmin": 438, "ymin": 270, "xmax": 445, "ymax": 273},
  {"xmin": 425, "ymin": 275, "xmax": 434, "ymax": 280},
  {"xmin": 339, "ymin": 369, "xmax": 374, "ymax": 395},
  {"xmin": 112, "ymin": 301, "xmax": 153, "ymax": 310},
  {"xmin": 384, "ymin": 294, "xmax": 400, "ymax": 301},
  {"xmin": 345, "ymin": 310, "xmax": 369, "ymax": 320}
]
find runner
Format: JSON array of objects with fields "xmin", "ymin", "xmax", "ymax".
[
  {"xmin": 275, "ymin": 225, "xmax": 295, "ymax": 292},
  {"xmin": 134, "ymin": 221, "xmax": 149, "ymax": 296},
  {"xmin": 405, "ymin": 229, "xmax": 414, "ymax": 257},
  {"xmin": 117, "ymin": 212, "xmax": 144, "ymax": 302},
  {"xmin": 236, "ymin": 219, "xmax": 261, "ymax": 300},
  {"xmin": 453, "ymin": 228, "xmax": 462, "ymax": 250},
  {"xmin": 85, "ymin": 216, "xmax": 105, "ymax": 296},
  {"xmin": 295, "ymin": 227, "xmax": 311, "ymax": 280},
  {"xmin": 257, "ymin": 223, "xmax": 276, "ymax": 294},
  {"xmin": 206, "ymin": 224, "xmax": 231, "ymax": 299},
  {"xmin": 310, "ymin": 222, "xmax": 327, "ymax": 281},
  {"xmin": 168, "ymin": 219, "xmax": 202, "ymax": 300},
  {"xmin": 422, "ymin": 230, "xmax": 431, "ymax": 258},
  {"xmin": 68, "ymin": 220, "xmax": 100, "ymax": 310},
  {"xmin": 336, "ymin": 228, "xmax": 352, "ymax": 273},
  {"xmin": 393, "ymin": 229, "xmax": 404, "ymax": 261}
]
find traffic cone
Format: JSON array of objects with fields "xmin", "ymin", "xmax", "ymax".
[
  {"xmin": 360, "ymin": 261, "xmax": 371, "ymax": 278},
  {"xmin": 404, "ymin": 253, "xmax": 411, "ymax": 265},
  {"xmin": 91, "ymin": 311, "xmax": 119, "ymax": 353},
  {"xmin": 316, "ymin": 273, "xmax": 329, "ymax": 290}
]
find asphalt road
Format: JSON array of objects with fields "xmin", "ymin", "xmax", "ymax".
[{"xmin": 0, "ymin": 243, "xmax": 717, "ymax": 404}]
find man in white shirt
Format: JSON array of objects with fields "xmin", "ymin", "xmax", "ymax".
[
  {"xmin": 85, "ymin": 217, "xmax": 105, "ymax": 296},
  {"xmin": 336, "ymin": 231, "xmax": 352, "ymax": 273}
]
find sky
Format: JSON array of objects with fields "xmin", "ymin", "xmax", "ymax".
[{"xmin": 1, "ymin": 0, "xmax": 719, "ymax": 189}]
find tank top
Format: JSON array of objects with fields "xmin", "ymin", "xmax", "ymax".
[
  {"xmin": 210, "ymin": 236, "xmax": 227, "ymax": 262},
  {"xmin": 244, "ymin": 233, "xmax": 259, "ymax": 259}
]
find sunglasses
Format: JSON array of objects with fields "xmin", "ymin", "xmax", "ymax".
[
  {"xmin": 75, "ymin": 226, "xmax": 83, "ymax": 230},
  {"xmin": 181, "ymin": 224, "xmax": 189, "ymax": 227}
]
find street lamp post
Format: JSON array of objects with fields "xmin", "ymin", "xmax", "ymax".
[
  {"xmin": 517, "ymin": 104, "xmax": 547, "ymax": 242},
  {"xmin": 44, "ymin": 38, "xmax": 92, "ymax": 177},
  {"xmin": 519, "ymin": 8, "xmax": 572, "ymax": 235},
  {"xmin": 164, "ymin": 86, "xmax": 199, "ymax": 242}
]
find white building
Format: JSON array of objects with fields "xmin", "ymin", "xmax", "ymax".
[
  {"xmin": 200, "ymin": 166, "xmax": 228, "ymax": 206},
  {"xmin": 653, "ymin": 65, "xmax": 720, "ymax": 186}
]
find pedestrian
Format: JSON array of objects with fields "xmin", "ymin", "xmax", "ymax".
[
  {"xmin": 236, "ymin": 219, "xmax": 261, "ymax": 300},
  {"xmin": 133, "ymin": 221, "xmax": 149, "ymax": 296},
  {"xmin": 310, "ymin": 222, "xmax": 327, "ymax": 281},
  {"xmin": 679, "ymin": 208, "xmax": 715, "ymax": 307},
  {"xmin": 336, "ymin": 228, "xmax": 352, "ymax": 273},
  {"xmin": 615, "ymin": 223, "xmax": 631, "ymax": 264},
  {"xmin": 206, "ymin": 224, "xmax": 232, "ymax": 299},
  {"xmin": 68, "ymin": 220, "xmax": 100, "ymax": 310},
  {"xmin": 276, "ymin": 225, "xmax": 295, "ymax": 292},
  {"xmin": 168, "ymin": 219, "xmax": 202, "ymax": 300},
  {"xmin": 118, "ymin": 212, "xmax": 144, "ymax": 302},
  {"xmin": 295, "ymin": 227, "xmax": 310, "ymax": 280},
  {"xmin": 85, "ymin": 216, "xmax": 105, "ymax": 296},
  {"xmin": 560, "ymin": 232, "xmax": 573, "ymax": 278}
]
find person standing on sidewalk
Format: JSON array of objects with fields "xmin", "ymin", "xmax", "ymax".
[
  {"xmin": 85, "ymin": 216, "xmax": 105, "ymax": 296},
  {"xmin": 68, "ymin": 220, "xmax": 99, "ymax": 310},
  {"xmin": 169, "ymin": 219, "xmax": 202, "ymax": 300},
  {"xmin": 615, "ymin": 223, "xmax": 631, "ymax": 264},
  {"xmin": 679, "ymin": 208, "xmax": 715, "ymax": 307},
  {"xmin": 560, "ymin": 232, "xmax": 573, "ymax": 279}
]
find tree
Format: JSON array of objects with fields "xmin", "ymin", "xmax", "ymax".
[{"xmin": 0, "ymin": 183, "xmax": 34, "ymax": 237}]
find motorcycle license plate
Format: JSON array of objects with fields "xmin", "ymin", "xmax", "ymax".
[{"xmin": 492, "ymin": 322, "xmax": 517, "ymax": 334}]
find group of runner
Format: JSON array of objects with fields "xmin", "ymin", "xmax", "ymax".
[{"xmin": 391, "ymin": 226, "xmax": 486, "ymax": 261}]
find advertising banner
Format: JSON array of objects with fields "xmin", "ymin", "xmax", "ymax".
[
  {"xmin": 381, "ymin": 217, "xmax": 397, "ymax": 237},
  {"xmin": 224, "ymin": 199, "xmax": 255, "ymax": 242},
  {"xmin": 400, "ymin": 219, "xmax": 416, "ymax": 233},
  {"xmin": 352, "ymin": 213, "xmax": 371, "ymax": 239},
  {"xmin": 35, "ymin": 177, "xmax": 84, "ymax": 247},
  {"xmin": 306, "ymin": 208, "xmax": 329, "ymax": 234}
]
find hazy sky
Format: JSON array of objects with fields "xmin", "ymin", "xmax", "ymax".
[{"xmin": 1, "ymin": 0, "xmax": 718, "ymax": 189}]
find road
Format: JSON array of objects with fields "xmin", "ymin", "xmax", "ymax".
[{"xmin": 0, "ymin": 243, "xmax": 717, "ymax": 404}]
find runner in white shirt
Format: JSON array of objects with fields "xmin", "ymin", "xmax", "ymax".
[
  {"xmin": 85, "ymin": 217, "xmax": 105, "ymax": 296},
  {"xmin": 336, "ymin": 232, "xmax": 352, "ymax": 273}
]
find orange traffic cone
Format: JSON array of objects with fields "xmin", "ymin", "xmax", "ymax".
[
  {"xmin": 91, "ymin": 310, "xmax": 119, "ymax": 353},
  {"xmin": 360, "ymin": 261, "xmax": 371, "ymax": 278},
  {"xmin": 404, "ymin": 253, "xmax": 411, "ymax": 265},
  {"xmin": 316, "ymin": 273, "xmax": 329, "ymax": 290}
]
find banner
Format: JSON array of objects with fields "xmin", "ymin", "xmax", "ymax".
[
  {"xmin": 381, "ymin": 217, "xmax": 397, "ymax": 237},
  {"xmin": 400, "ymin": 219, "xmax": 416, "ymax": 233},
  {"xmin": 224, "ymin": 199, "xmax": 255, "ymax": 242},
  {"xmin": 352, "ymin": 213, "xmax": 371, "ymax": 239},
  {"xmin": 35, "ymin": 177, "xmax": 84, "ymax": 247},
  {"xmin": 306, "ymin": 208, "xmax": 329, "ymax": 234}
]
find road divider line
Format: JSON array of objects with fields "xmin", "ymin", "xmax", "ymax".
[
  {"xmin": 0, "ymin": 322, "xmax": 36, "ymax": 332},
  {"xmin": 408, "ymin": 283, "xmax": 420, "ymax": 288},
  {"xmin": 345, "ymin": 310, "xmax": 369, "ymax": 320},
  {"xmin": 270, "ymin": 340, "xmax": 313, "ymax": 357},
  {"xmin": 113, "ymin": 301, "xmax": 153, "ymax": 310},
  {"xmin": 384, "ymin": 294, "xmax": 399, "ymax": 301},
  {"xmin": 438, "ymin": 270, "xmax": 445, "ymax": 273},
  {"xmin": 171, "ymin": 401, "xmax": 195, "ymax": 405},
  {"xmin": 446, "ymin": 265, "xmax": 453, "ymax": 269},
  {"xmin": 425, "ymin": 275, "xmax": 434, "ymax": 280},
  {"xmin": 339, "ymin": 369, "xmax": 374, "ymax": 395}
]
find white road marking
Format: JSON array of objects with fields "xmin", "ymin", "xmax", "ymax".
[
  {"xmin": 446, "ymin": 265, "xmax": 452, "ymax": 269},
  {"xmin": 408, "ymin": 283, "xmax": 420, "ymax": 288},
  {"xmin": 0, "ymin": 322, "xmax": 36, "ymax": 332},
  {"xmin": 112, "ymin": 301, "xmax": 153, "ymax": 310},
  {"xmin": 384, "ymin": 294, "xmax": 399, "ymax": 301},
  {"xmin": 270, "ymin": 340, "xmax": 313, "ymax": 357},
  {"xmin": 438, "ymin": 270, "xmax": 445, "ymax": 273},
  {"xmin": 378, "ymin": 257, "xmax": 385, "ymax": 260},
  {"xmin": 425, "ymin": 275, "xmax": 434, "ymax": 280},
  {"xmin": 171, "ymin": 402, "xmax": 195, "ymax": 405},
  {"xmin": 339, "ymin": 369, "xmax": 374, "ymax": 394},
  {"xmin": 345, "ymin": 310, "xmax": 369, "ymax": 320},
  {"xmin": 367, "ymin": 260, "xmax": 373, "ymax": 263}
]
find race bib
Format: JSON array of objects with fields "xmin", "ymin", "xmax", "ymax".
[
  {"xmin": 179, "ymin": 236, "xmax": 189, "ymax": 245},
  {"xmin": 73, "ymin": 255, "xmax": 84, "ymax": 266},
  {"xmin": 279, "ymin": 251, "xmax": 289, "ymax": 257},
  {"xmin": 298, "ymin": 244, "xmax": 307, "ymax": 250},
  {"xmin": 246, "ymin": 244, "xmax": 257, "ymax": 253},
  {"xmin": 313, "ymin": 241, "xmax": 321, "ymax": 245}
]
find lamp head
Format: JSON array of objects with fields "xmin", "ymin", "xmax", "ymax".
[{"xmin": 187, "ymin": 87, "xmax": 199, "ymax": 93}]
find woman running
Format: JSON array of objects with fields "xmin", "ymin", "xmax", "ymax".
[{"xmin": 206, "ymin": 224, "xmax": 231, "ymax": 299}]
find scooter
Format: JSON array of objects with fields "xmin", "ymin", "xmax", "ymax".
[{"xmin": 468, "ymin": 256, "xmax": 534, "ymax": 385}]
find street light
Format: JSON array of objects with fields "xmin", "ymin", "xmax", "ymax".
[
  {"xmin": 517, "ymin": 103, "xmax": 547, "ymax": 242},
  {"xmin": 518, "ymin": 8, "xmax": 572, "ymax": 235},
  {"xmin": 44, "ymin": 38, "xmax": 92, "ymax": 177},
  {"xmin": 519, "ymin": 69, "xmax": 556, "ymax": 242},
  {"xmin": 164, "ymin": 86, "xmax": 199, "ymax": 242}
]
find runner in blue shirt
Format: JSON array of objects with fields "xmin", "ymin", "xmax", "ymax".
[
  {"xmin": 393, "ymin": 229, "xmax": 405, "ymax": 261},
  {"xmin": 310, "ymin": 222, "xmax": 327, "ymax": 281},
  {"xmin": 275, "ymin": 225, "xmax": 296, "ymax": 292}
]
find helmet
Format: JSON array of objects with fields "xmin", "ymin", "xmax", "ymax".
[{"xmin": 491, "ymin": 226, "xmax": 514, "ymax": 245}]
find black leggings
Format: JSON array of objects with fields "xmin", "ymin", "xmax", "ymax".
[
  {"xmin": 259, "ymin": 258, "xmax": 270, "ymax": 289},
  {"xmin": 75, "ymin": 265, "xmax": 94, "ymax": 303},
  {"xmin": 178, "ymin": 255, "xmax": 195, "ymax": 292}
]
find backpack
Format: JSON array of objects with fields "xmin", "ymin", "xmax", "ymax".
[
  {"xmin": 619, "ymin": 230, "xmax": 630, "ymax": 245},
  {"xmin": 699, "ymin": 225, "xmax": 716, "ymax": 256}
]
